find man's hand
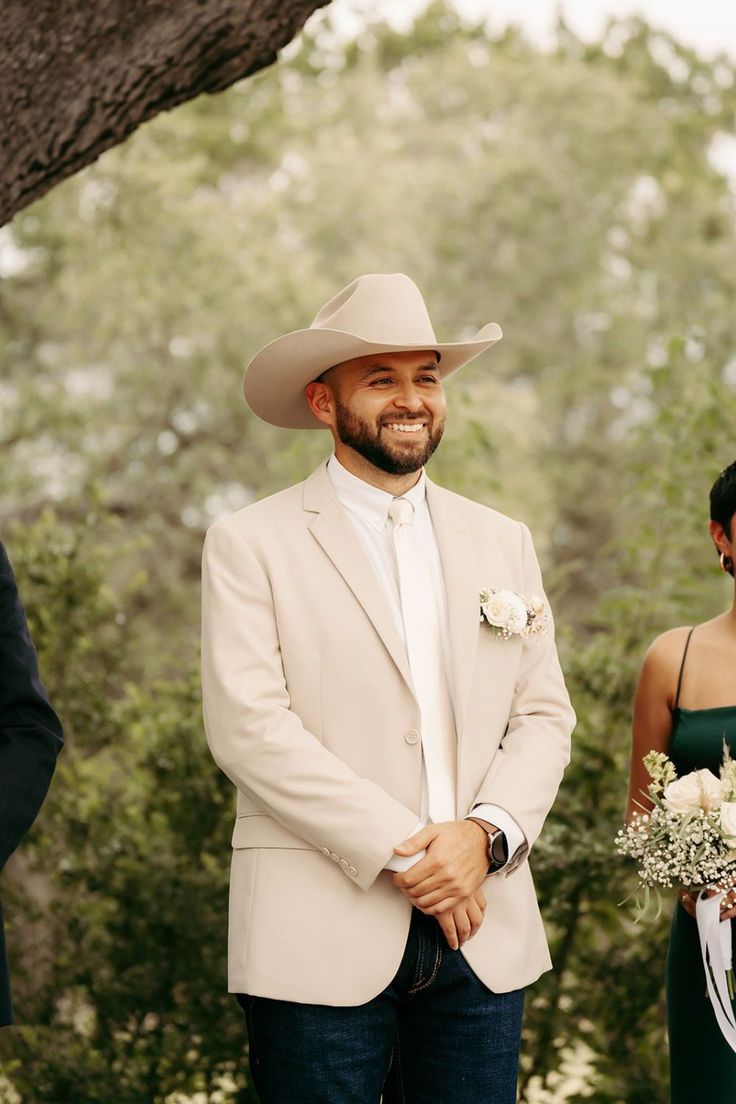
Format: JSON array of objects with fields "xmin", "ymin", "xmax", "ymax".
[
  {"xmin": 391, "ymin": 820, "xmax": 489, "ymax": 914},
  {"xmin": 435, "ymin": 889, "xmax": 487, "ymax": 950}
]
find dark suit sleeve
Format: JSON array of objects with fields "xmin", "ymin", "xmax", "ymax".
[{"xmin": 0, "ymin": 543, "xmax": 63, "ymax": 871}]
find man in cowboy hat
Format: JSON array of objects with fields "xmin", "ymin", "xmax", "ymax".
[{"xmin": 201, "ymin": 273, "xmax": 574, "ymax": 1103}]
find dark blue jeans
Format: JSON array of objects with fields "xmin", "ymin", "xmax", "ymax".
[{"xmin": 236, "ymin": 906, "xmax": 525, "ymax": 1103}]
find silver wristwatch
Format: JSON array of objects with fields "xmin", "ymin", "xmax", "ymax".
[{"xmin": 486, "ymin": 826, "xmax": 508, "ymax": 873}]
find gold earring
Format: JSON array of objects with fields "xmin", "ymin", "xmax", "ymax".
[{"xmin": 720, "ymin": 551, "xmax": 734, "ymax": 575}]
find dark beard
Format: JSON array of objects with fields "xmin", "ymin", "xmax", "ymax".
[{"xmin": 333, "ymin": 395, "xmax": 444, "ymax": 475}]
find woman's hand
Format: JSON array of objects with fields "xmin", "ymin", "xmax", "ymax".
[{"xmin": 678, "ymin": 887, "xmax": 736, "ymax": 922}]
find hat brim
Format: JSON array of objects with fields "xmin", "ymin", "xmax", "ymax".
[{"xmin": 242, "ymin": 323, "xmax": 503, "ymax": 430}]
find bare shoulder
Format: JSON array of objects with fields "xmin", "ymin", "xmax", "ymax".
[
  {"xmin": 637, "ymin": 626, "xmax": 693, "ymax": 700},
  {"xmin": 644, "ymin": 625, "xmax": 693, "ymax": 664}
]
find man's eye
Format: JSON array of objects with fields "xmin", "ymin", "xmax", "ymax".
[
  {"xmin": 419, "ymin": 376, "xmax": 439, "ymax": 384},
  {"xmin": 371, "ymin": 377, "xmax": 393, "ymax": 385}
]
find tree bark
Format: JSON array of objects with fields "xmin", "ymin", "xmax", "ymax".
[{"xmin": 0, "ymin": 0, "xmax": 329, "ymax": 226}]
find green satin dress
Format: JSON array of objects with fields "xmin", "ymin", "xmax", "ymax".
[{"xmin": 666, "ymin": 630, "xmax": 736, "ymax": 1100}]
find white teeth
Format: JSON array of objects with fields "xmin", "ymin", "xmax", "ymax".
[{"xmin": 385, "ymin": 423, "xmax": 425, "ymax": 433}]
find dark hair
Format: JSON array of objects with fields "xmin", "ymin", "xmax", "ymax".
[
  {"xmin": 710, "ymin": 461, "xmax": 736, "ymax": 538},
  {"xmin": 314, "ymin": 365, "xmax": 336, "ymax": 385},
  {"xmin": 710, "ymin": 462, "xmax": 736, "ymax": 576}
]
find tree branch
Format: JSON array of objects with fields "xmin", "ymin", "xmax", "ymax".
[{"xmin": 0, "ymin": 0, "xmax": 329, "ymax": 225}]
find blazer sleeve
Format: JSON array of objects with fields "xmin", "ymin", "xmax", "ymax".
[
  {"xmin": 0, "ymin": 543, "xmax": 64, "ymax": 871},
  {"xmin": 471, "ymin": 522, "xmax": 575, "ymax": 871},
  {"xmin": 200, "ymin": 521, "xmax": 420, "ymax": 892}
]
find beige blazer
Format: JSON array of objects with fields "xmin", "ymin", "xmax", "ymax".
[{"xmin": 201, "ymin": 460, "xmax": 574, "ymax": 1004}]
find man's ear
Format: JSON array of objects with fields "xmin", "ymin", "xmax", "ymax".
[{"xmin": 304, "ymin": 380, "xmax": 335, "ymax": 429}]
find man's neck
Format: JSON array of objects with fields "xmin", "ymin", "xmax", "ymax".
[{"xmin": 333, "ymin": 444, "xmax": 423, "ymax": 496}]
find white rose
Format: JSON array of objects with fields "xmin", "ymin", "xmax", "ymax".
[
  {"xmin": 663, "ymin": 769, "xmax": 723, "ymax": 815},
  {"xmin": 496, "ymin": 590, "xmax": 528, "ymax": 634},
  {"xmin": 721, "ymin": 802, "xmax": 736, "ymax": 845},
  {"xmin": 482, "ymin": 592, "xmax": 513, "ymax": 628}
]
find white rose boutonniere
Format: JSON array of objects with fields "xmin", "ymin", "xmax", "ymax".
[{"xmin": 479, "ymin": 588, "xmax": 551, "ymax": 640}]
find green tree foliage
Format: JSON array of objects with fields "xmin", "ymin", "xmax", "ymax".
[{"xmin": 2, "ymin": 3, "xmax": 736, "ymax": 1099}]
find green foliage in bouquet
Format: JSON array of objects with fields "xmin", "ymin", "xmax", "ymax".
[{"xmin": 642, "ymin": 751, "xmax": 677, "ymax": 798}]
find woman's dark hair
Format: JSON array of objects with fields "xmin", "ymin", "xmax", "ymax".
[
  {"xmin": 710, "ymin": 462, "xmax": 736, "ymax": 577},
  {"xmin": 710, "ymin": 461, "xmax": 736, "ymax": 538}
]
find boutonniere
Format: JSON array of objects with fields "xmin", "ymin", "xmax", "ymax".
[{"xmin": 479, "ymin": 588, "xmax": 551, "ymax": 640}]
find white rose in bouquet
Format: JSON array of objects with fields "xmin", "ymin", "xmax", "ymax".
[
  {"xmin": 663, "ymin": 769, "xmax": 723, "ymax": 815},
  {"xmin": 721, "ymin": 802, "xmax": 736, "ymax": 846}
]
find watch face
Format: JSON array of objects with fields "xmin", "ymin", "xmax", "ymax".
[{"xmin": 490, "ymin": 830, "xmax": 508, "ymax": 865}]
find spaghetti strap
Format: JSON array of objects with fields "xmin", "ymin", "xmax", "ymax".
[{"xmin": 674, "ymin": 627, "xmax": 695, "ymax": 711}]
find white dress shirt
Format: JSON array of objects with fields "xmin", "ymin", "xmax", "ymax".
[{"xmin": 326, "ymin": 453, "xmax": 525, "ymax": 873}]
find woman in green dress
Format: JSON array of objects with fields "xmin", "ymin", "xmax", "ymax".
[{"xmin": 627, "ymin": 461, "xmax": 736, "ymax": 1100}]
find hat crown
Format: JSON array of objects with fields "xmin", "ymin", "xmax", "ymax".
[{"xmin": 310, "ymin": 273, "xmax": 438, "ymax": 347}]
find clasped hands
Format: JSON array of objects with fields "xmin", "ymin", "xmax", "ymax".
[{"xmin": 391, "ymin": 820, "xmax": 491, "ymax": 951}]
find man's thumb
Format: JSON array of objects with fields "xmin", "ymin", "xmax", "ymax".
[{"xmin": 394, "ymin": 826, "xmax": 434, "ymax": 855}]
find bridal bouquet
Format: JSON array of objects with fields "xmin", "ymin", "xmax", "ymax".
[
  {"xmin": 616, "ymin": 746, "xmax": 736, "ymax": 917},
  {"xmin": 617, "ymin": 745, "xmax": 736, "ymax": 1050}
]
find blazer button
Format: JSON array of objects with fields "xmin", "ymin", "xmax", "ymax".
[
  {"xmin": 339, "ymin": 857, "xmax": 349, "ymax": 869},
  {"xmin": 319, "ymin": 847, "xmax": 330, "ymax": 856},
  {"xmin": 404, "ymin": 728, "xmax": 420, "ymax": 745},
  {"xmin": 330, "ymin": 852, "xmax": 340, "ymax": 862},
  {"xmin": 348, "ymin": 865, "xmax": 358, "ymax": 877}
]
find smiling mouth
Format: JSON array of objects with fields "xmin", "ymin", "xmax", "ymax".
[{"xmin": 383, "ymin": 422, "xmax": 427, "ymax": 434}]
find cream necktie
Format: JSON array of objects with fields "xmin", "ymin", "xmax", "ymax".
[{"xmin": 388, "ymin": 496, "xmax": 457, "ymax": 823}]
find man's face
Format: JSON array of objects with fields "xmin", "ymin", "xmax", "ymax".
[{"xmin": 311, "ymin": 350, "xmax": 446, "ymax": 475}]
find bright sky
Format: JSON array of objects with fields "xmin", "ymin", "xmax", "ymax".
[{"xmin": 330, "ymin": 0, "xmax": 736, "ymax": 60}]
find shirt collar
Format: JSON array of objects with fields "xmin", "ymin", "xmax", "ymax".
[{"xmin": 327, "ymin": 453, "xmax": 426, "ymax": 530}]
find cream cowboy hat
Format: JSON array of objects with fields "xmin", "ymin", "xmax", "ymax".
[{"xmin": 242, "ymin": 272, "xmax": 503, "ymax": 429}]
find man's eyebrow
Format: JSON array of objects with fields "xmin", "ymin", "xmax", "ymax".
[{"xmin": 360, "ymin": 361, "xmax": 440, "ymax": 378}]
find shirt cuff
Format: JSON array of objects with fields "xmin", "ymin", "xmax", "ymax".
[
  {"xmin": 384, "ymin": 820, "xmax": 426, "ymax": 872},
  {"xmin": 465, "ymin": 804, "xmax": 527, "ymax": 872}
]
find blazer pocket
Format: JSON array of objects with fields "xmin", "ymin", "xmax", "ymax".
[{"xmin": 231, "ymin": 813, "xmax": 317, "ymax": 852}]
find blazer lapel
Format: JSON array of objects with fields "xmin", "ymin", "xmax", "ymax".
[
  {"xmin": 425, "ymin": 478, "xmax": 479, "ymax": 733},
  {"xmin": 304, "ymin": 463, "xmax": 414, "ymax": 692}
]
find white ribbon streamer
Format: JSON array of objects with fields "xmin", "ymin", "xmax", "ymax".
[{"xmin": 695, "ymin": 890, "xmax": 736, "ymax": 1052}]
